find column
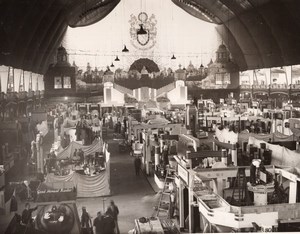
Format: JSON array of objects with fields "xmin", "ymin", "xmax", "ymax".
[
  {"xmin": 232, "ymin": 145, "xmax": 238, "ymax": 166},
  {"xmin": 212, "ymin": 136, "xmax": 217, "ymax": 151},
  {"xmin": 154, "ymin": 146, "xmax": 160, "ymax": 170},
  {"xmin": 286, "ymin": 66, "xmax": 292, "ymax": 85},
  {"xmin": 179, "ymin": 182, "xmax": 185, "ymax": 229},
  {"xmin": 289, "ymin": 181, "xmax": 297, "ymax": 204},
  {"xmin": 188, "ymin": 183, "xmax": 194, "ymax": 233},
  {"xmin": 159, "ymin": 139, "xmax": 164, "ymax": 153},
  {"xmin": 221, "ymin": 149, "xmax": 227, "ymax": 166}
]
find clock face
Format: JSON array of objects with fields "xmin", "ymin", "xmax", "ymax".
[{"xmin": 138, "ymin": 12, "xmax": 148, "ymax": 23}]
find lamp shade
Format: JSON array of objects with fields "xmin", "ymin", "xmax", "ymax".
[
  {"xmin": 122, "ymin": 45, "xmax": 129, "ymax": 52},
  {"xmin": 110, "ymin": 62, "xmax": 114, "ymax": 67},
  {"xmin": 137, "ymin": 24, "xmax": 147, "ymax": 35},
  {"xmin": 115, "ymin": 56, "xmax": 120, "ymax": 61},
  {"xmin": 171, "ymin": 54, "xmax": 176, "ymax": 60}
]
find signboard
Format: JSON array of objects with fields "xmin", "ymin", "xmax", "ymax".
[{"xmin": 178, "ymin": 164, "xmax": 189, "ymax": 185}]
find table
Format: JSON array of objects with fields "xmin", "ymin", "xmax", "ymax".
[{"xmin": 135, "ymin": 218, "xmax": 164, "ymax": 234}]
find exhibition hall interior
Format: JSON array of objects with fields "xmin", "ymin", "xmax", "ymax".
[{"xmin": 2, "ymin": 0, "xmax": 300, "ymax": 233}]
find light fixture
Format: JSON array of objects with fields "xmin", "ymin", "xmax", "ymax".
[
  {"xmin": 137, "ymin": 24, "xmax": 147, "ymax": 35},
  {"xmin": 115, "ymin": 56, "xmax": 120, "ymax": 61},
  {"xmin": 122, "ymin": 45, "xmax": 129, "ymax": 52},
  {"xmin": 200, "ymin": 64, "xmax": 204, "ymax": 68},
  {"xmin": 171, "ymin": 54, "xmax": 176, "ymax": 60},
  {"xmin": 110, "ymin": 62, "xmax": 115, "ymax": 67}
]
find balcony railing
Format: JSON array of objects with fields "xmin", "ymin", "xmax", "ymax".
[
  {"xmin": 240, "ymin": 84, "xmax": 293, "ymax": 90},
  {"xmin": 290, "ymin": 84, "xmax": 300, "ymax": 89},
  {"xmin": 240, "ymin": 84, "xmax": 252, "ymax": 89},
  {"xmin": 270, "ymin": 84, "xmax": 288, "ymax": 89},
  {"xmin": 252, "ymin": 84, "xmax": 269, "ymax": 89}
]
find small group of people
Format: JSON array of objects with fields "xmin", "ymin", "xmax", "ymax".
[
  {"xmin": 75, "ymin": 116, "xmax": 95, "ymax": 145},
  {"xmin": 81, "ymin": 200, "xmax": 120, "ymax": 234}
]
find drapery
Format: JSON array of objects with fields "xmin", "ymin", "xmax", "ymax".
[
  {"xmin": 56, "ymin": 138, "xmax": 103, "ymax": 160},
  {"xmin": 248, "ymin": 136, "xmax": 300, "ymax": 168},
  {"xmin": 45, "ymin": 169, "xmax": 110, "ymax": 198},
  {"xmin": 238, "ymin": 132, "xmax": 294, "ymax": 144}
]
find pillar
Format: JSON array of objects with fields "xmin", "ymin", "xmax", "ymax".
[
  {"xmin": 188, "ymin": 183, "xmax": 194, "ymax": 233},
  {"xmin": 289, "ymin": 181, "xmax": 297, "ymax": 204},
  {"xmin": 212, "ymin": 136, "xmax": 217, "ymax": 151},
  {"xmin": 154, "ymin": 146, "xmax": 160, "ymax": 170},
  {"xmin": 159, "ymin": 139, "xmax": 164, "ymax": 153},
  {"xmin": 286, "ymin": 66, "xmax": 292, "ymax": 85},
  {"xmin": 179, "ymin": 182, "xmax": 185, "ymax": 229},
  {"xmin": 145, "ymin": 134, "xmax": 150, "ymax": 175},
  {"xmin": 232, "ymin": 146, "xmax": 238, "ymax": 166},
  {"xmin": 221, "ymin": 149, "xmax": 227, "ymax": 166},
  {"xmin": 266, "ymin": 68, "xmax": 271, "ymax": 86},
  {"xmin": 249, "ymin": 70, "xmax": 254, "ymax": 85}
]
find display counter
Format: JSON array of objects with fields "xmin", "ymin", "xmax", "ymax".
[{"xmin": 135, "ymin": 217, "xmax": 164, "ymax": 234}]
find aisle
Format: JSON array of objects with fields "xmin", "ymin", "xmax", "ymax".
[{"xmin": 76, "ymin": 132, "xmax": 158, "ymax": 233}]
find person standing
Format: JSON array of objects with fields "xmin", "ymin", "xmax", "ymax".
[
  {"xmin": 81, "ymin": 207, "xmax": 92, "ymax": 234},
  {"xmin": 106, "ymin": 200, "xmax": 120, "ymax": 234},
  {"xmin": 93, "ymin": 211, "xmax": 104, "ymax": 234},
  {"xmin": 162, "ymin": 142, "xmax": 169, "ymax": 166},
  {"xmin": 21, "ymin": 203, "xmax": 38, "ymax": 227},
  {"xmin": 103, "ymin": 211, "xmax": 115, "ymax": 234},
  {"xmin": 134, "ymin": 157, "xmax": 141, "ymax": 176},
  {"xmin": 169, "ymin": 191, "xmax": 176, "ymax": 219}
]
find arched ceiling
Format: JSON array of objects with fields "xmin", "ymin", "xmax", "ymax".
[{"xmin": 1, "ymin": 0, "xmax": 300, "ymax": 74}]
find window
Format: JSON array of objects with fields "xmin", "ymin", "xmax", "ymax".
[
  {"xmin": 215, "ymin": 73, "xmax": 223, "ymax": 85},
  {"xmin": 63, "ymin": 76, "xmax": 71, "ymax": 89},
  {"xmin": 54, "ymin": 77, "xmax": 62, "ymax": 89},
  {"xmin": 223, "ymin": 73, "xmax": 231, "ymax": 84},
  {"xmin": 215, "ymin": 73, "xmax": 231, "ymax": 85}
]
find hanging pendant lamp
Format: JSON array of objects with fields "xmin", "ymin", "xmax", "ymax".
[
  {"xmin": 110, "ymin": 62, "xmax": 115, "ymax": 67},
  {"xmin": 115, "ymin": 56, "xmax": 120, "ymax": 61},
  {"xmin": 137, "ymin": 24, "xmax": 147, "ymax": 35},
  {"xmin": 122, "ymin": 45, "xmax": 129, "ymax": 52},
  {"xmin": 200, "ymin": 64, "xmax": 204, "ymax": 68},
  {"xmin": 171, "ymin": 54, "xmax": 176, "ymax": 60}
]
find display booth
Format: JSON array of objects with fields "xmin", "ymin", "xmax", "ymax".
[
  {"xmin": 56, "ymin": 138, "xmax": 104, "ymax": 160},
  {"xmin": 46, "ymin": 139, "xmax": 111, "ymax": 198},
  {"xmin": 45, "ymin": 169, "xmax": 110, "ymax": 198}
]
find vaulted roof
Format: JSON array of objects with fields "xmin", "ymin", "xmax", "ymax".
[{"xmin": 1, "ymin": 0, "xmax": 300, "ymax": 73}]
